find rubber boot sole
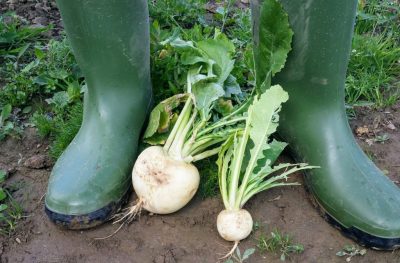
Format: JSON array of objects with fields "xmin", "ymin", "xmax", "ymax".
[
  {"xmin": 45, "ymin": 189, "xmax": 130, "ymax": 230},
  {"xmin": 300, "ymin": 168, "xmax": 400, "ymax": 250}
]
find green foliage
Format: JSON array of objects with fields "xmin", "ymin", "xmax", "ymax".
[
  {"xmin": 346, "ymin": 32, "xmax": 400, "ymax": 107},
  {"xmin": 257, "ymin": 229, "xmax": 304, "ymax": 261},
  {"xmin": 33, "ymin": 102, "xmax": 83, "ymax": 159},
  {"xmin": 251, "ymin": 0, "xmax": 293, "ymax": 92},
  {"xmin": 145, "ymin": 30, "xmax": 245, "ymax": 164},
  {"xmin": 197, "ymin": 157, "xmax": 219, "ymax": 198},
  {"xmin": 0, "ymin": 170, "xmax": 23, "ymax": 236},
  {"xmin": 149, "ymin": 0, "xmax": 252, "ymax": 106},
  {"xmin": 218, "ymin": 86, "xmax": 314, "ymax": 210},
  {"xmin": 355, "ymin": 0, "xmax": 399, "ymax": 39},
  {"xmin": 346, "ymin": 0, "xmax": 400, "ymax": 107},
  {"xmin": 0, "ymin": 12, "xmax": 50, "ymax": 54},
  {"xmin": 149, "ymin": 0, "xmax": 208, "ymax": 28},
  {"xmin": 0, "ymin": 29, "xmax": 84, "ymax": 152},
  {"xmin": 0, "ymin": 37, "xmax": 81, "ymax": 108}
]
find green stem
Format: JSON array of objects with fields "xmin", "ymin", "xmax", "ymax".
[
  {"xmin": 220, "ymin": 141, "xmax": 234, "ymax": 209},
  {"xmin": 240, "ymin": 182, "xmax": 300, "ymax": 208},
  {"xmin": 171, "ymin": 108, "xmax": 198, "ymax": 160},
  {"xmin": 228, "ymin": 121, "xmax": 251, "ymax": 209},
  {"xmin": 197, "ymin": 116, "xmax": 246, "ymax": 137},
  {"xmin": 190, "ymin": 147, "xmax": 221, "ymax": 162},
  {"xmin": 181, "ymin": 120, "xmax": 207, "ymax": 157},
  {"xmin": 188, "ymin": 137, "xmax": 227, "ymax": 157},
  {"xmin": 218, "ymin": 97, "xmax": 252, "ymax": 123},
  {"xmin": 163, "ymin": 96, "xmax": 193, "ymax": 153}
]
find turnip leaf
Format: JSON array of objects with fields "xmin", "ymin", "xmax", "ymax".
[
  {"xmin": 251, "ymin": 0, "xmax": 293, "ymax": 93},
  {"xmin": 143, "ymin": 94, "xmax": 188, "ymax": 144},
  {"xmin": 245, "ymin": 85, "xmax": 288, "ymax": 179}
]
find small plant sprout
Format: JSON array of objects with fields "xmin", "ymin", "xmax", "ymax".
[
  {"xmin": 216, "ymin": 86, "xmax": 317, "ymax": 259},
  {"xmin": 0, "ymin": 169, "xmax": 23, "ymax": 236},
  {"xmin": 257, "ymin": 229, "xmax": 304, "ymax": 261},
  {"xmin": 224, "ymin": 247, "xmax": 255, "ymax": 263},
  {"xmin": 336, "ymin": 245, "xmax": 367, "ymax": 262}
]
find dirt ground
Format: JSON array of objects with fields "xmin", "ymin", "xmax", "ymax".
[
  {"xmin": 2, "ymin": 0, "xmax": 400, "ymax": 262},
  {"xmin": 1, "ymin": 104, "xmax": 400, "ymax": 263}
]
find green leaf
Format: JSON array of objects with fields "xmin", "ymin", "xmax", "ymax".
[
  {"xmin": 197, "ymin": 31, "xmax": 235, "ymax": 84},
  {"xmin": 0, "ymin": 104, "xmax": 12, "ymax": 126},
  {"xmin": 0, "ymin": 204, "xmax": 8, "ymax": 212},
  {"xmin": 181, "ymin": 53, "xmax": 207, "ymax": 65},
  {"xmin": 224, "ymin": 74, "xmax": 242, "ymax": 97},
  {"xmin": 251, "ymin": 0, "xmax": 293, "ymax": 92},
  {"xmin": 34, "ymin": 47, "xmax": 45, "ymax": 59},
  {"xmin": 242, "ymin": 248, "xmax": 256, "ymax": 260},
  {"xmin": 245, "ymin": 85, "xmax": 288, "ymax": 178},
  {"xmin": 0, "ymin": 170, "xmax": 6, "ymax": 182},
  {"xmin": 235, "ymin": 246, "xmax": 241, "ymax": 258},
  {"xmin": 48, "ymin": 69, "xmax": 69, "ymax": 80},
  {"xmin": 143, "ymin": 94, "xmax": 188, "ymax": 145},
  {"xmin": 192, "ymin": 82, "xmax": 225, "ymax": 120},
  {"xmin": 214, "ymin": 98, "xmax": 234, "ymax": 116},
  {"xmin": 21, "ymin": 59, "xmax": 40, "ymax": 73},
  {"xmin": 45, "ymin": 91, "xmax": 69, "ymax": 109},
  {"xmin": 336, "ymin": 251, "xmax": 347, "ymax": 257},
  {"xmin": 22, "ymin": 106, "xmax": 32, "ymax": 114},
  {"xmin": 0, "ymin": 189, "xmax": 6, "ymax": 202},
  {"xmin": 252, "ymin": 139, "xmax": 287, "ymax": 174},
  {"xmin": 67, "ymin": 81, "xmax": 82, "ymax": 102},
  {"xmin": 33, "ymin": 75, "xmax": 50, "ymax": 85},
  {"xmin": 163, "ymin": 36, "xmax": 195, "ymax": 50},
  {"xmin": 17, "ymin": 43, "xmax": 30, "ymax": 59}
]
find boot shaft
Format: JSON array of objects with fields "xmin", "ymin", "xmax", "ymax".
[
  {"xmin": 56, "ymin": 0, "xmax": 151, "ymax": 92},
  {"xmin": 274, "ymin": 0, "xmax": 358, "ymax": 107}
]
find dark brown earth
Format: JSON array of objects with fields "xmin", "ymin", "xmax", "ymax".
[
  {"xmin": 1, "ymin": 104, "xmax": 400, "ymax": 263},
  {"xmin": 1, "ymin": 0, "xmax": 400, "ymax": 262}
]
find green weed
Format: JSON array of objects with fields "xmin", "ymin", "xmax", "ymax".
[
  {"xmin": 0, "ymin": 37, "xmax": 81, "ymax": 108},
  {"xmin": 257, "ymin": 229, "xmax": 304, "ymax": 261},
  {"xmin": 0, "ymin": 104, "xmax": 22, "ymax": 140},
  {"xmin": 0, "ymin": 170, "xmax": 23, "ymax": 236},
  {"xmin": 346, "ymin": 33, "xmax": 400, "ymax": 107},
  {"xmin": 33, "ymin": 102, "xmax": 83, "ymax": 159},
  {"xmin": 224, "ymin": 247, "xmax": 255, "ymax": 263},
  {"xmin": 355, "ymin": 0, "xmax": 399, "ymax": 39},
  {"xmin": 336, "ymin": 245, "xmax": 366, "ymax": 262},
  {"xmin": 0, "ymin": 12, "xmax": 50, "ymax": 55},
  {"xmin": 346, "ymin": 0, "xmax": 400, "ymax": 107}
]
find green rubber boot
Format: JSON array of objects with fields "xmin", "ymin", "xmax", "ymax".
[
  {"xmin": 45, "ymin": 0, "xmax": 152, "ymax": 229},
  {"xmin": 252, "ymin": 0, "xmax": 400, "ymax": 249}
]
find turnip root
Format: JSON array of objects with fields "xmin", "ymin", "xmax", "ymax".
[
  {"xmin": 132, "ymin": 146, "xmax": 199, "ymax": 214},
  {"xmin": 217, "ymin": 209, "xmax": 253, "ymax": 242}
]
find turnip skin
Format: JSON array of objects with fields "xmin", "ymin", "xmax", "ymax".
[
  {"xmin": 132, "ymin": 146, "xmax": 200, "ymax": 214},
  {"xmin": 217, "ymin": 209, "xmax": 253, "ymax": 242}
]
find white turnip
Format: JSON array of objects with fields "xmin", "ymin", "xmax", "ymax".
[
  {"xmin": 132, "ymin": 146, "xmax": 199, "ymax": 214},
  {"xmin": 216, "ymin": 86, "xmax": 317, "ymax": 259},
  {"xmin": 114, "ymin": 32, "xmax": 247, "ymax": 224}
]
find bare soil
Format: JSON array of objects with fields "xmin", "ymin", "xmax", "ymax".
[
  {"xmin": 1, "ymin": 0, "xmax": 400, "ymax": 262},
  {"xmin": 1, "ymin": 104, "xmax": 400, "ymax": 263}
]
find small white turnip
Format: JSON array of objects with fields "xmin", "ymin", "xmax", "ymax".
[{"xmin": 217, "ymin": 209, "xmax": 253, "ymax": 242}]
